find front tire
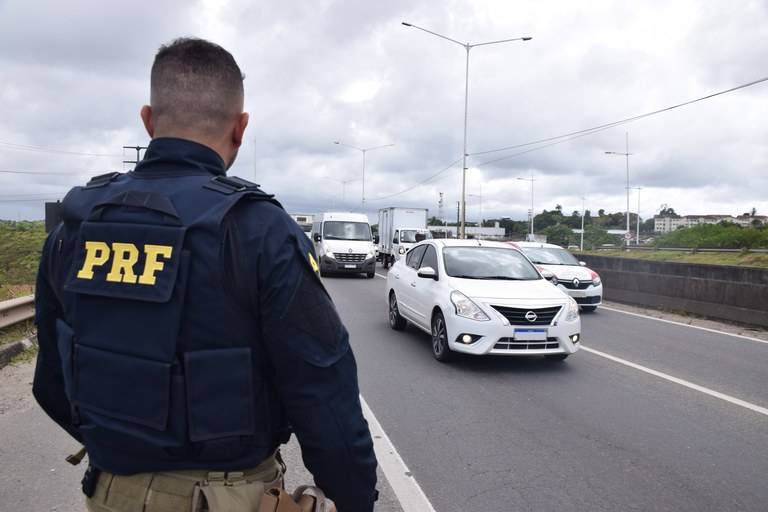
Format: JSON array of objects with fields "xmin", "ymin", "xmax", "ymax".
[
  {"xmin": 431, "ymin": 311, "xmax": 454, "ymax": 362},
  {"xmin": 545, "ymin": 353, "xmax": 569, "ymax": 361},
  {"xmin": 388, "ymin": 292, "xmax": 407, "ymax": 331},
  {"xmin": 366, "ymin": 272, "xmax": 375, "ymax": 279}
]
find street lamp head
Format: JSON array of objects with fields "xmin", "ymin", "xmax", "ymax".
[
  {"xmin": 401, "ymin": 21, "xmax": 412, "ymax": 27},
  {"xmin": 522, "ymin": 37, "xmax": 532, "ymax": 41},
  {"xmin": 333, "ymin": 141, "xmax": 340, "ymax": 145}
]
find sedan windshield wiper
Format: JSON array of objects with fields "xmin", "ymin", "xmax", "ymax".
[
  {"xmin": 473, "ymin": 276, "xmax": 526, "ymax": 280},
  {"xmin": 450, "ymin": 274, "xmax": 481, "ymax": 279}
]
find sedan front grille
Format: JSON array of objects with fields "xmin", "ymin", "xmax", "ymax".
[
  {"xmin": 494, "ymin": 337, "xmax": 560, "ymax": 351},
  {"xmin": 491, "ymin": 305, "xmax": 562, "ymax": 326},
  {"xmin": 335, "ymin": 253, "xmax": 366, "ymax": 263},
  {"xmin": 557, "ymin": 279, "xmax": 592, "ymax": 290},
  {"xmin": 575, "ymin": 296, "xmax": 601, "ymax": 305}
]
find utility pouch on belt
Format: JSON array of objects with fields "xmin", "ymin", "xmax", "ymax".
[
  {"xmin": 260, "ymin": 486, "xmax": 337, "ymax": 512},
  {"xmin": 81, "ymin": 465, "xmax": 101, "ymax": 498}
]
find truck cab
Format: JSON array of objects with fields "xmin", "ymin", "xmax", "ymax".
[
  {"xmin": 391, "ymin": 227, "xmax": 432, "ymax": 263},
  {"xmin": 311, "ymin": 212, "xmax": 378, "ymax": 278}
]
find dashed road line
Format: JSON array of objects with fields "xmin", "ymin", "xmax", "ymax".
[
  {"xmin": 581, "ymin": 345, "xmax": 768, "ymax": 417},
  {"xmin": 360, "ymin": 396, "xmax": 437, "ymax": 512},
  {"xmin": 599, "ymin": 306, "xmax": 768, "ymax": 346}
]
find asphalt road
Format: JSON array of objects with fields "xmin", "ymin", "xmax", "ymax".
[
  {"xmin": 2, "ymin": 267, "xmax": 766, "ymax": 512},
  {"xmin": 327, "ymin": 268, "xmax": 768, "ymax": 512}
]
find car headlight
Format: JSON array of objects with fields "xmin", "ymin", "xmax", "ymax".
[
  {"xmin": 325, "ymin": 251, "xmax": 335, "ymax": 259},
  {"xmin": 366, "ymin": 250, "xmax": 375, "ymax": 259},
  {"xmin": 590, "ymin": 270, "xmax": 601, "ymax": 286},
  {"xmin": 565, "ymin": 297, "xmax": 580, "ymax": 321},
  {"xmin": 450, "ymin": 291, "xmax": 490, "ymax": 321},
  {"xmin": 398, "ymin": 247, "xmax": 406, "ymax": 254}
]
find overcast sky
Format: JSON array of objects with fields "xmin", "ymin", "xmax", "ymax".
[{"xmin": 1, "ymin": 0, "xmax": 767, "ymax": 224}]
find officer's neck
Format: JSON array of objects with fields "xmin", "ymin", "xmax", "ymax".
[{"xmin": 151, "ymin": 131, "xmax": 233, "ymax": 169}]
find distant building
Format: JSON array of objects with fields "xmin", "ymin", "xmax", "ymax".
[
  {"xmin": 429, "ymin": 222, "xmax": 505, "ymax": 240},
  {"xmin": 654, "ymin": 214, "xmax": 767, "ymax": 233},
  {"xmin": 289, "ymin": 213, "xmax": 314, "ymax": 225}
]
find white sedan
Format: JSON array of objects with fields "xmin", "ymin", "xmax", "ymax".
[{"xmin": 386, "ymin": 239, "xmax": 581, "ymax": 362}]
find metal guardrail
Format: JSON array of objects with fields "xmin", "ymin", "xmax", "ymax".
[
  {"xmin": 0, "ymin": 295, "xmax": 35, "ymax": 329},
  {"xmin": 595, "ymin": 246, "xmax": 768, "ymax": 253}
]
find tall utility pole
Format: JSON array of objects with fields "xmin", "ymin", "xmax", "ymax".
[
  {"xmin": 605, "ymin": 132, "xmax": 632, "ymax": 245},
  {"xmin": 333, "ymin": 141, "xmax": 394, "ymax": 210},
  {"xmin": 402, "ymin": 22, "xmax": 531, "ymax": 239},
  {"xmin": 580, "ymin": 195, "xmax": 586, "ymax": 251},
  {"xmin": 456, "ymin": 201, "xmax": 460, "ymax": 237},
  {"xmin": 123, "ymin": 145, "xmax": 148, "ymax": 167},
  {"xmin": 517, "ymin": 172, "xmax": 535, "ymax": 240},
  {"xmin": 438, "ymin": 192, "xmax": 445, "ymax": 227},
  {"xmin": 631, "ymin": 186, "xmax": 642, "ymax": 245}
]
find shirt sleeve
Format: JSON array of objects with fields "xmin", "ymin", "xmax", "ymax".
[
  {"xmin": 32, "ymin": 225, "xmax": 82, "ymax": 442},
  {"xmin": 240, "ymin": 204, "xmax": 378, "ymax": 512}
]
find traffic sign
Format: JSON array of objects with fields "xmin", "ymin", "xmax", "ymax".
[{"xmin": 624, "ymin": 232, "xmax": 633, "ymax": 241}]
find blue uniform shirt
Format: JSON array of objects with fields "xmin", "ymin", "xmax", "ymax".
[{"xmin": 33, "ymin": 137, "xmax": 378, "ymax": 511}]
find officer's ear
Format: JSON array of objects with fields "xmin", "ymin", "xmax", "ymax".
[
  {"xmin": 141, "ymin": 105, "xmax": 155, "ymax": 138},
  {"xmin": 232, "ymin": 112, "xmax": 249, "ymax": 148}
]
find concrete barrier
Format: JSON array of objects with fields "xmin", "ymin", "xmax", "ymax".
[{"xmin": 579, "ymin": 255, "xmax": 768, "ymax": 328}]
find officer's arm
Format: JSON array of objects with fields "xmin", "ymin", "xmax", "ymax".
[
  {"xmin": 32, "ymin": 226, "xmax": 82, "ymax": 442},
  {"xmin": 245, "ymin": 208, "xmax": 378, "ymax": 512}
]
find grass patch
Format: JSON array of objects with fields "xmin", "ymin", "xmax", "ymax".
[
  {"xmin": 0, "ymin": 320, "xmax": 36, "ymax": 347},
  {"xmin": 9, "ymin": 342, "xmax": 38, "ymax": 365},
  {"xmin": 0, "ymin": 284, "xmax": 34, "ymax": 302},
  {"xmin": 581, "ymin": 250, "xmax": 768, "ymax": 268}
]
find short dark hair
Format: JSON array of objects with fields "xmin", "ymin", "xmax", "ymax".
[{"xmin": 150, "ymin": 38, "xmax": 244, "ymax": 136}]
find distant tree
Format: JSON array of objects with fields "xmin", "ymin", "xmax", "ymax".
[
  {"xmin": 541, "ymin": 224, "xmax": 573, "ymax": 247},
  {"xmin": 751, "ymin": 207, "xmax": 757, "ymax": 217},
  {"xmin": 427, "ymin": 216, "xmax": 443, "ymax": 226},
  {"xmin": 598, "ymin": 209, "xmax": 606, "ymax": 217},
  {"xmin": 659, "ymin": 206, "xmax": 679, "ymax": 217},
  {"xmin": 641, "ymin": 218, "xmax": 655, "ymax": 233}
]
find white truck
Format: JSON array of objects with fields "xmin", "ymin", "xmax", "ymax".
[{"xmin": 377, "ymin": 207, "xmax": 431, "ymax": 268}]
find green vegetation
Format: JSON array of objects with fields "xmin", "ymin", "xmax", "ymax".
[
  {"xmin": 0, "ymin": 220, "xmax": 45, "ymax": 301},
  {"xmin": 0, "ymin": 319, "xmax": 36, "ymax": 347},
  {"xmin": 655, "ymin": 223, "xmax": 768, "ymax": 249},
  {"xmin": 582, "ymin": 249, "xmax": 768, "ymax": 268}
]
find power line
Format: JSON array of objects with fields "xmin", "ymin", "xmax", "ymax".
[
  {"xmin": 0, "ymin": 170, "xmax": 89, "ymax": 175},
  {"xmin": 0, "ymin": 141, "xmax": 122, "ymax": 158},
  {"xmin": 469, "ymin": 74, "xmax": 768, "ymax": 159},
  {"xmin": 366, "ymin": 157, "xmax": 462, "ymax": 202}
]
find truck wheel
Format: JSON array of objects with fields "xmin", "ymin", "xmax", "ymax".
[
  {"xmin": 382, "ymin": 256, "xmax": 389, "ymax": 269},
  {"xmin": 366, "ymin": 271, "xmax": 375, "ymax": 279}
]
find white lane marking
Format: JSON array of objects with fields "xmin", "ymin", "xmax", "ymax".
[
  {"xmin": 581, "ymin": 345, "xmax": 768, "ymax": 418},
  {"xmin": 375, "ymin": 273, "xmax": 387, "ymax": 279},
  {"xmin": 360, "ymin": 396, "xmax": 437, "ymax": 512},
  {"xmin": 599, "ymin": 306, "xmax": 768, "ymax": 346}
]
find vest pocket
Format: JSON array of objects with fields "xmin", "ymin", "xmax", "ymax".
[
  {"xmin": 74, "ymin": 344, "xmax": 171, "ymax": 431},
  {"xmin": 184, "ymin": 347, "xmax": 255, "ymax": 442}
]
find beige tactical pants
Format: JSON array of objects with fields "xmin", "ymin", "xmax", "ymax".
[{"xmin": 85, "ymin": 455, "xmax": 283, "ymax": 512}]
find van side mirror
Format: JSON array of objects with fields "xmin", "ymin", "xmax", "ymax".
[
  {"xmin": 417, "ymin": 266, "xmax": 438, "ymax": 280},
  {"xmin": 313, "ymin": 233, "xmax": 321, "ymax": 243},
  {"xmin": 540, "ymin": 269, "xmax": 556, "ymax": 281},
  {"xmin": 393, "ymin": 237, "xmax": 398, "ymax": 244},
  {"xmin": 373, "ymin": 235, "xmax": 380, "ymax": 244}
]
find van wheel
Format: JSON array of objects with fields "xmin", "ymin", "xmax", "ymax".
[
  {"xmin": 366, "ymin": 272, "xmax": 375, "ymax": 279},
  {"xmin": 388, "ymin": 292, "xmax": 407, "ymax": 331},
  {"xmin": 382, "ymin": 257, "xmax": 389, "ymax": 269}
]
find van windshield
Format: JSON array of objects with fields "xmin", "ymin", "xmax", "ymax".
[
  {"xmin": 323, "ymin": 221, "xmax": 372, "ymax": 241},
  {"xmin": 400, "ymin": 230, "xmax": 432, "ymax": 243}
]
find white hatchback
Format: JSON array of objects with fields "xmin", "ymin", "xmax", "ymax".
[
  {"xmin": 512, "ymin": 242, "xmax": 603, "ymax": 312},
  {"xmin": 386, "ymin": 239, "xmax": 581, "ymax": 362}
]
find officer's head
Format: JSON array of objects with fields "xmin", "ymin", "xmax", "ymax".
[{"xmin": 141, "ymin": 38, "xmax": 248, "ymax": 169}]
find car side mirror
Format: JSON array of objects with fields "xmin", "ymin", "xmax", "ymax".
[
  {"xmin": 579, "ymin": 261, "xmax": 587, "ymax": 266},
  {"xmin": 313, "ymin": 233, "xmax": 321, "ymax": 243},
  {"xmin": 417, "ymin": 266, "xmax": 438, "ymax": 280},
  {"xmin": 373, "ymin": 235, "xmax": 379, "ymax": 244},
  {"xmin": 393, "ymin": 237, "xmax": 398, "ymax": 244}
]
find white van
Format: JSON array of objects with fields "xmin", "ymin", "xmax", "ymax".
[{"xmin": 311, "ymin": 212, "xmax": 378, "ymax": 278}]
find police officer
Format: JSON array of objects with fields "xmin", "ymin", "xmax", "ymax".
[{"xmin": 33, "ymin": 37, "xmax": 378, "ymax": 511}]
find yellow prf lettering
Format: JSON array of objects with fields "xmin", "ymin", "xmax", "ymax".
[
  {"xmin": 139, "ymin": 245, "xmax": 173, "ymax": 285},
  {"xmin": 76, "ymin": 241, "xmax": 111, "ymax": 280},
  {"xmin": 106, "ymin": 243, "xmax": 140, "ymax": 283}
]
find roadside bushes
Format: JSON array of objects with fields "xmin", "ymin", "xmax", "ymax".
[{"xmin": 655, "ymin": 224, "xmax": 768, "ymax": 249}]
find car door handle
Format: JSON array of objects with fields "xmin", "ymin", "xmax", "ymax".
[
  {"xmin": 394, "ymin": 273, "xmax": 400, "ymax": 279},
  {"xmin": 410, "ymin": 282, "xmax": 416, "ymax": 287}
]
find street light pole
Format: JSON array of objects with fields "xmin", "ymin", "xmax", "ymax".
[
  {"xmin": 631, "ymin": 186, "xmax": 642, "ymax": 245},
  {"xmin": 580, "ymin": 195, "xmax": 586, "ymax": 251},
  {"xmin": 402, "ymin": 22, "xmax": 531, "ymax": 239},
  {"xmin": 333, "ymin": 141, "xmax": 394, "ymax": 210},
  {"xmin": 605, "ymin": 132, "xmax": 633, "ymax": 246}
]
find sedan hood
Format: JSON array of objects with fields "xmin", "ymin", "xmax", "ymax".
[
  {"xmin": 449, "ymin": 277, "xmax": 569, "ymax": 302},
  {"xmin": 537, "ymin": 264, "xmax": 593, "ymax": 280}
]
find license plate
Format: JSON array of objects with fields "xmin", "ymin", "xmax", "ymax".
[
  {"xmin": 570, "ymin": 290, "xmax": 587, "ymax": 298},
  {"xmin": 344, "ymin": 264, "xmax": 357, "ymax": 269},
  {"xmin": 514, "ymin": 328, "xmax": 547, "ymax": 341}
]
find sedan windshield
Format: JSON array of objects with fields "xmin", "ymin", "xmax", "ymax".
[
  {"xmin": 443, "ymin": 247, "xmax": 541, "ymax": 280},
  {"xmin": 522, "ymin": 247, "xmax": 580, "ymax": 266},
  {"xmin": 323, "ymin": 221, "xmax": 371, "ymax": 241}
]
